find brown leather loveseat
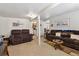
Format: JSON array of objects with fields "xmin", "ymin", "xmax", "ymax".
[{"xmin": 9, "ymin": 29, "xmax": 33, "ymax": 45}]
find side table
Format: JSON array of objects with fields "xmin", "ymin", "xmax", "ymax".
[{"xmin": 0, "ymin": 40, "xmax": 8, "ymax": 56}]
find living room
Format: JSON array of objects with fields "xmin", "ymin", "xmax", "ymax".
[{"xmin": 0, "ymin": 3, "xmax": 79, "ymax": 56}]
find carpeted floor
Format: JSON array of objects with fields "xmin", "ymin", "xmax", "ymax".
[{"xmin": 8, "ymin": 36, "xmax": 70, "ymax": 56}]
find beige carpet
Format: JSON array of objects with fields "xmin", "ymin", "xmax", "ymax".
[{"xmin": 8, "ymin": 36, "xmax": 70, "ymax": 56}]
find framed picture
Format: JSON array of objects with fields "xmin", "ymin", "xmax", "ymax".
[
  {"xmin": 51, "ymin": 24, "xmax": 53, "ymax": 27},
  {"xmin": 56, "ymin": 19, "xmax": 69, "ymax": 27},
  {"xmin": 12, "ymin": 20, "xmax": 23, "ymax": 26}
]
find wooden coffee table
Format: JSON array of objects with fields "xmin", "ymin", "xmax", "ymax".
[{"xmin": 52, "ymin": 39, "xmax": 63, "ymax": 50}]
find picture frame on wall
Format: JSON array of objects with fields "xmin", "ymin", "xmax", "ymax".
[
  {"xmin": 51, "ymin": 24, "xmax": 53, "ymax": 27},
  {"xmin": 12, "ymin": 20, "xmax": 23, "ymax": 27},
  {"xmin": 13, "ymin": 22, "xmax": 20, "ymax": 26},
  {"xmin": 56, "ymin": 19, "xmax": 69, "ymax": 27}
]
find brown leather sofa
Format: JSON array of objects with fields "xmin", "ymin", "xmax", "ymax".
[
  {"xmin": 45, "ymin": 30, "xmax": 79, "ymax": 51},
  {"xmin": 60, "ymin": 32, "xmax": 71, "ymax": 38},
  {"xmin": 9, "ymin": 29, "xmax": 33, "ymax": 45},
  {"xmin": 45, "ymin": 30, "xmax": 58, "ymax": 41}
]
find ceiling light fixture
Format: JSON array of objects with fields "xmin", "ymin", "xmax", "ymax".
[{"xmin": 25, "ymin": 11, "xmax": 38, "ymax": 20}]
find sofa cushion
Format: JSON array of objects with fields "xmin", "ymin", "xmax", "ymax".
[
  {"xmin": 11, "ymin": 30, "xmax": 21, "ymax": 35},
  {"xmin": 22, "ymin": 29, "xmax": 29, "ymax": 34}
]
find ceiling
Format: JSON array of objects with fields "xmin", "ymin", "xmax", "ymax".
[
  {"xmin": 40, "ymin": 3, "xmax": 79, "ymax": 21},
  {"xmin": 0, "ymin": 3, "xmax": 51, "ymax": 18},
  {"xmin": 0, "ymin": 3, "xmax": 79, "ymax": 20}
]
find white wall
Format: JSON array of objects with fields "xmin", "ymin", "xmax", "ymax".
[
  {"xmin": 0, "ymin": 17, "xmax": 9, "ymax": 37},
  {"xmin": 0, "ymin": 16, "xmax": 33, "ymax": 37},
  {"xmin": 40, "ymin": 20, "xmax": 44, "ymax": 36},
  {"xmin": 40, "ymin": 20, "xmax": 50, "ymax": 36},
  {"xmin": 50, "ymin": 10, "xmax": 79, "ymax": 30}
]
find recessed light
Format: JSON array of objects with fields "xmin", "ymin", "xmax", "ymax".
[{"xmin": 25, "ymin": 11, "xmax": 38, "ymax": 19}]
